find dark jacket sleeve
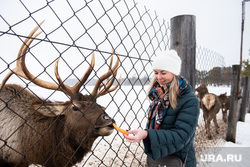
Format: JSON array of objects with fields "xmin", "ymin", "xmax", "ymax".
[{"xmin": 143, "ymin": 94, "xmax": 200, "ymax": 160}]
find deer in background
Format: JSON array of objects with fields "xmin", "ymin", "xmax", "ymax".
[
  {"xmin": 218, "ymin": 92, "xmax": 230, "ymax": 123},
  {"xmin": 0, "ymin": 22, "xmax": 121, "ymax": 167},
  {"xmin": 195, "ymin": 84, "xmax": 222, "ymax": 140}
]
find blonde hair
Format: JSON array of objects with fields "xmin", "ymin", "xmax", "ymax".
[{"xmin": 147, "ymin": 76, "xmax": 179, "ymax": 109}]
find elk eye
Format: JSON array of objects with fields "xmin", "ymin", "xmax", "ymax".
[{"xmin": 72, "ymin": 106, "xmax": 79, "ymax": 111}]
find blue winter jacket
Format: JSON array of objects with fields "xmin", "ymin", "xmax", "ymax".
[{"xmin": 143, "ymin": 84, "xmax": 200, "ymax": 167}]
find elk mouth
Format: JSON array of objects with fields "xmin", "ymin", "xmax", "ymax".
[
  {"xmin": 95, "ymin": 123, "xmax": 114, "ymax": 130},
  {"xmin": 107, "ymin": 123, "xmax": 115, "ymax": 129},
  {"xmin": 94, "ymin": 115, "xmax": 115, "ymax": 136},
  {"xmin": 94, "ymin": 122, "xmax": 114, "ymax": 136}
]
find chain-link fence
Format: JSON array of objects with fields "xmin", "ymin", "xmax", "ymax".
[
  {"xmin": 0, "ymin": 0, "xmax": 228, "ymax": 167},
  {"xmin": 196, "ymin": 46, "xmax": 231, "ymax": 86}
]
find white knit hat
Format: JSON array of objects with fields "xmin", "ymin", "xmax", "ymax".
[{"xmin": 152, "ymin": 50, "xmax": 182, "ymax": 76}]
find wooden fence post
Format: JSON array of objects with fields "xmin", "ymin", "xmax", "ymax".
[
  {"xmin": 170, "ymin": 15, "xmax": 196, "ymax": 91},
  {"xmin": 239, "ymin": 76, "xmax": 249, "ymax": 122},
  {"xmin": 226, "ymin": 65, "xmax": 241, "ymax": 143}
]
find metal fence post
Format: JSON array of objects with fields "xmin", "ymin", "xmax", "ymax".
[
  {"xmin": 226, "ymin": 65, "xmax": 241, "ymax": 143},
  {"xmin": 170, "ymin": 15, "xmax": 196, "ymax": 90}
]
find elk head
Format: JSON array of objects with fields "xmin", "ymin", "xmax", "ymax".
[
  {"xmin": 195, "ymin": 83, "xmax": 208, "ymax": 96},
  {"xmin": 0, "ymin": 21, "xmax": 121, "ymax": 139}
]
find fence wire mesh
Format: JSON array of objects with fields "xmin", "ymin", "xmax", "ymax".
[
  {"xmin": 0, "ymin": 0, "xmax": 228, "ymax": 167},
  {"xmin": 196, "ymin": 46, "xmax": 230, "ymax": 86}
]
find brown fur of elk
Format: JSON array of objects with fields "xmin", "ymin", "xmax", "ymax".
[
  {"xmin": 195, "ymin": 84, "xmax": 222, "ymax": 140},
  {"xmin": 218, "ymin": 92, "xmax": 230, "ymax": 123},
  {"xmin": 0, "ymin": 21, "xmax": 121, "ymax": 167}
]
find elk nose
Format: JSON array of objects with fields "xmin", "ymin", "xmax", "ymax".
[{"xmin": 111, "ymin": 118, "xmax": 116, "ymax": 124}]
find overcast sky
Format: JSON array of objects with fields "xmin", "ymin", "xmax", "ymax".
[{"xmin": 136, "ymin": 0, "xmax": 250, "ymax": 66}]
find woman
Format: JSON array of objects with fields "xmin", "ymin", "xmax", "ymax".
[{"xmin": 124, "ymin": 50, "xmax": 200, "ymax": 167}]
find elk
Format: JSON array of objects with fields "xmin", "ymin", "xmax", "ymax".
[
  {"xmin": 195, "ymin": 84, "xmax": 222, "ymax": 140},
  {"xmin": 0, "ymin": 22, "xmax": 121, "ymax": 167},
  {"xmin": 218, "ymin": 92, "xmax": 230, "ymax": 123}
]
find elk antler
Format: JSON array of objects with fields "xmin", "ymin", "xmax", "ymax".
[
  {"xmin": 54, "ymin": 53, "xmax": 95, "ymax": 97},
  {"xmin": 0, "ymin": 21, "xmax": 121, "ymax": 99},
  {"xmin": 0, "ymin": 20, "xmax": 45, "ymax": 90},
  {"xmin": 0, "ymin": 21, "xmax": 95, "ymax": 99},
  {"xmin": 91, "ymin": 51, "xmax": 121, "ymax": 98}
]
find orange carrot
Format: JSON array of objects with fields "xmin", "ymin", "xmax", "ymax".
[{"xmin": 113, "ymin": 123, "xmax": 129, "ymax": 135}]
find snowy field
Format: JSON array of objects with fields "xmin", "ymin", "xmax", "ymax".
[{"xmin": 25, "ymin": 84, "xmax": 250, "ymax": 166}]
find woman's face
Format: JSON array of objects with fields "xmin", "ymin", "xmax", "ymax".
[{"xmin": 154, "ymin": 69, "xmax": 174, "ymax": 86}]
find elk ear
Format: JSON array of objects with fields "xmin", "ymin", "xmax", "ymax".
[{"xmin": 34, "ymin": 103, "xmax": 66, "ymax": 117}]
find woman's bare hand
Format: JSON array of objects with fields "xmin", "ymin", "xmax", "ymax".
[{"xmin": 124, "ymin": 129, "xmax": 148, "ymax": 143}]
